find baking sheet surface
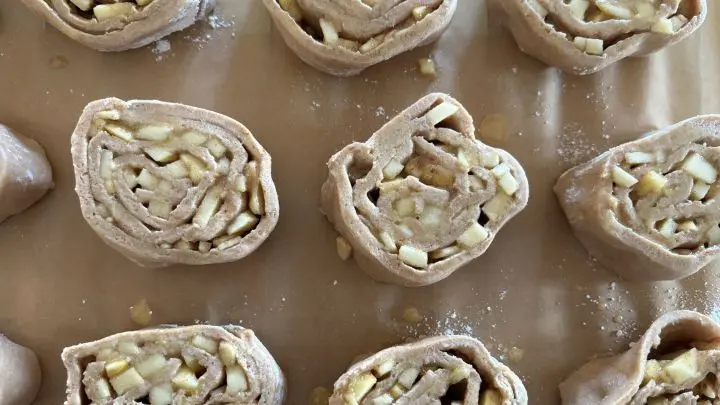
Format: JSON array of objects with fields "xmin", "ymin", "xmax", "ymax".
[{"xmin": 1, "ymin": 1, "xmax": 720, "ymax": 403}]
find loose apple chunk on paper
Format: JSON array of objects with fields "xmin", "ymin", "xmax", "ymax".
[
  {"xmin": 329, "ymin": 335, "xmax": 527, "ymax": 405},
  {"xmin": 261, "ymin": 0, "xmax": 458, "ymax": 76},
  {"xmin": 555, "ymin": 115, "xmax": 720, "ymax": 281},
  {"xmin": 561, "ymin": 310, "xmax": 720, "ymax": 405},
  {"xmin": 70, "ymin": 98, "xmax": 279, "ymax": 267},
  {"xmin": 61, "ymin": 325, "xmax": 285, "ymax": 405},
  {"xmin": 491, "ymin": 0, "xmax": 707, "ymax": 74},
  {"xmin": 20, "ymin": 0, "xmax": 214, "ymax": 51},
  {"xmin": 321, "ymin": 93, "xmax": 529, "ymax": 286}
]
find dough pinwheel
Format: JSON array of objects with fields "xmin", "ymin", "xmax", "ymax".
[
  {"xmin": 555, "ymin": 115, "xmax": 720, "ymax": 281},
  {"xmin": 262, "ymin": 0, "xmax": 458, "ymax": 76},
  {"xmin": 491, "ymin": 0, "xmax": 707, "ymax": 74},
  {"xmin": 329, "ymin": 335, "xmax": 528, "ymax": 405},
  {"xmin": 322, "ymin": 93, "xmax": 529, "ymax": 286},
  {"xmin": 561, "ymin": 310, "xmax": 720, "ymax": 405},
  {"xmin": 71, "ymin": 98, "xmax": 279, "ymax": 268},
  {"xmin": 62, "ymin": 325, "xmax": 285, "ymax": 405},
  {"xmin": 20, "ymin": 0, "xmax": 214, "ymax": 51}
]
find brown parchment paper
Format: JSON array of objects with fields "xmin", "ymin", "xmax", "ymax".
[{"xmin": 1, "ymin": 1, "xmax": 720, "ymax": 404}]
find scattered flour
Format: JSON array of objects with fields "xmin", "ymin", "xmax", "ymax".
[{"xmin": 152, "ymin": 39, "xmax": 171, "ymax": 61}]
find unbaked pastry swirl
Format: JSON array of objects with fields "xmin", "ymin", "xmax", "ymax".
[
  {"xmin": 61, "ymin": 325, "xmax": 285, "ymax": 405},
  {"xmin": 20, "ymin": 0, "xmax": 214, "ymax": 51},
  {"xmin": 71, "ymin": 98, "xmax": 279, "ymax": 268},
  {"xmin": 555, "ymin": 115, "xmax": 720, "ymax": 281},
  {"xmin": 322, "ymin": 93, "xmax": 529, "ymax": 286},
  {"xmin": 491, "ymin": 0, "xmax": 707, "ymax": 74},
  {"xmin": 261, "ymin": 0, "xmax": 458, "ymax": 76},
  {"xmin": 329, "ymin": 335, "xmax": 528, "ymax": 405},
  {"xmin": 561, "ymin": 310, "xmax": 720, "ymax": 405}
]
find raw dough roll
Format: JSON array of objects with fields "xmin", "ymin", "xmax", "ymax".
[
  {"xmin": 322, "ymin": 93, "xmax": 529, "ymax": 286},
  {"xmin": 261, "ymin": 0, "xmax": 457, "ymax": 76},
  {"xmin": 20, "ymin": 0, "xmax": 214, "ymax": 51},
  {"xmin": 0, "ymin": 334, "xmax": 42, "ymax": 405},
  {"xmin": 329, "ymin": 335, "xmax": 528, "ymax": 405},
  {"xmin": 0, "ymin": 124, "xmax": 53, "ymax": 225},
  {"xmin": 71, "ymin": 98, "xmax": 279, "ymax": 268},
  {"xmin": 554, "ymin": 115, "xmax": 720, "ymax": 281},
  {"xmin": 561, "ymin": 310, "xmax": 720, "ymax": 405},
  {"xmin": 490, "ymin": 0, "xmax": 707, "ymax": 75},
  {"xmin": 61, "ymin": 325, "xmax": 285, "ymax": 405}
]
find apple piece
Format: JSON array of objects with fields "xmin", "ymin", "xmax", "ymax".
[
  {"xmin": 482, "ymin": 192, "xmax": 513, "ymax": 222},
  {"xmin": 383, "ymin": 160, "xmax": 404, "ymax": 180},
  {"xmin": 249, "ymin": 184, "xmax": 265, "ymax": 216},
  {"xmin": 643, "ymin": 359, "xmax": 664, "ymax": 384},
  {"xmin": 172, "ymin": 366, "xmax": 199, "ymax": 392},
  {"xmin": 379, "ymin": 231, "xmax": 397, "ymax": 252},
  {"xmin": 498, "ymin": 172, "xmax": 519, "ymax": 195},
  {"xmin": 480, "ymin": 388, "xmax": 503, "ymax": 405},
  {"xmin": 136, "ymin": 0, "xmax": 154, "ymax": 6},
  {"xmin": 148, "ymin": 199, "xmax": 171, "ymax": 219},
  {"xmin": 96, "ymin": 109, "xmax": 121, "ymax": 120},
  {"xmin": 491, "ymin": 163, "xmax": 510, "ymax": 179},
  {"xmin": 480, "ymin": 151, "xmax": 500, "ymax": 168},
  {"xmin": 219, "ymin": 341, "xmax": 237, "ymax": 367},
  {"xmin": 678, "ymin": 221, "xmax": 698, "ymax": 233},
  {"xmin": 95, "ymin": 379, "xmax": 112, "ymax": 399},
  {"xmin": 145, "ymin": 146, "xmax": 177, "ymax": 163},
  {"xmin": 117, "ymin": 341, "xmax": 141, "ymax": 356},
  {"xmin": 634, "ymin": 3, "xmax": 655, "ymax": 18},
  {"xmin": 425, "ymin": 102, "xmax": 459, "ymax": 126},
  {"xmin": 100, "ymin": 150, "xmax": 114, "ymax": 182},
  {"xmin": 192, "ymin": 334, "xmax": 219, "ymax": 354},
  {"xmin": 457, "ymin": 149, "xmax": 473, "ymax": 170},
  {"xmin": 225, "ymin": 365, "xmax": 250, "ymax": 394},
  {"xmin": 372, "ymin": 394, "xmax": 394, "ymax": 405},
  {"xmin": 625, "ymin": 152, "xmax": 654, "ymax": 165},
  {"xmin": 181, "ymin": 131, "xmax": 208, "ymax": 146},
  {"xmin": 389, "ymin": 383, "xmax": 406, "ymax": 399},
  {"xmin": 691, "ymin": 182, "xmax": 711, "ymax": 200},
  {"xmin": 216, "ymin": 235, "xmax": 243, "ymax": 251},
  {"xmin": 344, "ymin": 372, "xmax": 377, "ymax": 403},
  {"xmin": 671, "ymin": 15, "xmax": 689, "ymax": 30},
  {"xmin": 335, "ymin": 236, "xmax": 353, "ymax": 260},
  {"xmin": 412, "ymin": 6, "xmax": 429, "ymax": 20},
  {"xmin": 135, "ymin": 354, "xmax": 167, "ymax": 378},
  {"xmin": 657, "ymin": 219, "xmax": 677, "ymax": 238},
  {"xmin": 97, "ymin": 349, "xmax": 122, "ymax": 362},
  {"xmin": 227, "ymin": 211, "xmax": 259, "ymax": 235},
  {"xmin": 136, "ymin": 125, "xmax": 172, "ymax": 142},
  {"xmin": 360, "ymin": 37, "xmax": 382, "ymax": 53},
  {"xmin": 430, "ymin": 245, "xmax": 461, "ymax": 260},
  {"xmin": 418, "ymin": 58, "xmax": 436, "ymax": 76},
  {"xmin": 136, "ymin": 169, "xmax": 159, "ymax": 190},
  {"xmin": 664, "ymin": 348, "xmax": 700, "ymax": 385},
  {"xmin": 567, "ymin": 0, "xmax": 589, "ymax": 19},
  {"xmin": 419, "ymin": 205, "xmax": 443, "ymax": 228},
  {"xmin": 278, "ymin": 0, "xmax": 303, "ymax": 21},
  {"xmin": 636, "ymin": 171, "xmax": 667, "ymax": 196},
  {"xmin": 595, "ymin": 0, "xmax": 632, "ymax": 19},
  {"xmin": 651, "ymin": 18, "xmax": 675, "ymax": 35},
  {"xmin": 373, "ymin": 360, "xmax": 395, "ymax": 378},
  {"xmin": 457, "ymin": 223, "xmax": 489, "ymax": 248},
  {"xmin": 682, "ymin": 153, "xmax": 718, "ymax": 184},
  {"xmin": 149, "ymin": 384, "xmax": 173, "ymax": 405},
  {"xmin": 110, "ymin": 368, "xmax": 145, "ymax": 395},
  {"xmin": 193, "ymin": 186, "xmax": 223, "ymax": 227},
  {"xmin": 205, "ymin": 138, "xmax": 227, "ymax": 159},
  {"xmin": 573, "ymin": 36, "xmax": 588, "ymax": 51},
  {"xmin": 94, "ymin": 3, "xmax": 134, "ymax": 20},
  {"xmin": 399, "ymin": 245, "xmax": 428, "ymax": 269},
  {"xmin": 319, "ymin": 18, "xmax": 340, "ymax": 45},
  {"xmin": 180, "ymin": 153, "xmax": 207, "ymax": 184},
  {"xmin": 450, "ymin": 365, "xmax": 471, "ymax": 384},
  {"xmin": 105, "ymin": 124, "xmax": 134, "ymax": 141},
  {"xmin": 163, "ymin": 160, "xmax": 189, "ymax": 178},
  {"xmin": 397, "ymin": 367, "xmax": 420, "ymax": 388},
  {"xmin": 394, "ymin": 198, "xmax": 416, "ymax": 217},
  {"xmin": 105, "ymin": 359, "xmax": 130, "ymax": 378}
]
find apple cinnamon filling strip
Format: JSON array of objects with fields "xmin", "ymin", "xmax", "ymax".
[
  {"xmin": 261, "ymin": 0, "xmax": 457, "ymax": 76},
  {"xmin": 61, "ymin": 325, "xmax": 285, "ymax": 405},
  {"xmin": 491, "ymin": 0, "xmax": 706, "ymax": 74},
  {"xmin": 560, "ymin": 310, "xmax": 720, "ymax": 405},
  {"xmin": 20, "ymin": 0, "xmax": 214, "ymax": 51},
  {"xmin": 322, "ymin": 93, "xmax": 529, "ymax": 287},
  {"xmin": 554, "ymin": 115, "xmax": 720, "ymax": 281},
  {"xmin": 329, "ymin": 335, "xmax": 527, "ymax": 405},
  {"xmin": 71, "ymin": 98, "xmax": 279, "ymax": 268}
]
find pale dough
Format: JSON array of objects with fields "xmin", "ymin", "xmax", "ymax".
[{"xmin": 0, "ymin": 334, "xmax": 41, "ymax": 405}]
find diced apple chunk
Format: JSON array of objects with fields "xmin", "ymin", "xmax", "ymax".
[
  {"xmin": 635, "ymin": 3, "xmax": 655, "ymax": 18},
  {"xmin": 100, "ymin": 150, "xmax": 114, "ymax": 182},
  {"xmin": 671, "ymin": 15, "xmax": 688, "ymax": 30},
  {"xmin": 278, "ymin": 0, "xmax": 303, "ymax": 21},
  {"xmin": 181, "ymin": 131, "xmax": 208, "ymax": 146},
  {"xmin": 491, "ymin": 163, "xmax": 510, "ymax": 178},
  {"xmin": 94, "ymin": 3, "xmax": 135, "ymax": 21},
  {"xmin": 172, "ymin": 366, "xmax": 199, "ymax": 392},
  {"xmin": 625, "ymin": 152, "xmax": 654, "ymax": 165},
  {"xmin": 678, "ymin": 221, "xmax": 698, "ymax": 233},
  {"xmin": 636, "ymin": 171, "xmax": 667, "ymax": 196},
  {"xmin": 457, "ymin": 223, "xmax": 489, "ymax": 248},
  {"xmin": 412, "ymin": 6, "xmax": 429, "ymax": 20},
  {"xmin": 136, "ymin": 125, "xmax": 172, "ymax": 141},
  {"xmin": 399, "ymin": 245, "xmax": 428, "ymax": 269},
  {"xmin": 643, "ymin": 359, "xmax": 664, "ymax": 384},
  {"xmin": 148, "ymin": 199, "xmax": 171, "ymax": 219},
  {"xmin": 345, "ymin": 372, "xmax": 377, "ymax": 403},
  {"xmin": 425, "ymin": 102, "xmax": 459, "ymax": 126},
  {"xmin": 164, "ymin": 161, "xmax": 189, "ymax": 178},
  {"xmin": 137, "ymin": 0, "xmax": 154, "ymax": 6},
  {"xmin": 373, "ymin": 360, "xmax": 395, "ymax": 378},
  {"xmin": 105, "ymin": 359, "xmax": 130, "ymax": 378},
  {"xmin": 651, "ymin": 18, "xmax": 675, "ymax": 35},
  {"xmin": 480, "ymin": 151, "xmax": 500, "ymax": 168},
  {"xmin": 657, "ymin": 218, "xmax": 677, "ymax": 237},
  {"xmin": 117, "ymin": 341, "xmax": 141, "ymax": 356},
  {"xmin": 136, "ymin": 169, "xmax": 159, "ymax": 190},
  {"xmin": 319, "ymin": 18, "xmax": 339, "ymax": 45},
  {"xmin": 135, "ymin": 354, "xmax": 167, "ymax": 378},
  {"xmin": 95, "ymin": 379, "xmax": 112, "ymax": 399},
  {"xmin": 205, "ymin": 138, "xmax": 227, "ymax": 159},
  {"xmin": 498, "ymin": 172, "xmax": 519, "ymax": 195},
  {"xmin": 682, "ymin": 153, "xmax": 718, "ymax": 184},
  {"xmin": 430, "ymin": 245, "xmax": 462, "ymax": 260},
  {"xmin": 567, "ymin": 0, "xmax": 589, "ymax": 19},
  {"xmin": 180, "ymin": 154, "xmax": 207, "ymax": 184},
  {"xmin": 105, "ymin": 124, "xmax": 134, "ymax": 141},
  {"xmin": 480, "ymin": 388, "xmax": 503, "ymax": 405},
  {"xmin": 482, "ymin": 192, "xmax": 513, "ymax": 222},
  {"xmin": 418, "ymin": 58, "xmax": 436, "ymax": 76},
  {"xmin": 226, "ymin": 366, "xmax": 249, "ymax": 394},
  {"xmin": 379, "ymin": 231, "xmax": 397, "ymax": 252},
  {"xmin": 227, "ymin": 211, "xmax": 259, "ymax": 235},
  {"xmin": 595, "ymin": 1, "xmax": 632, "ymax": 19},
  {"xmin": 584, "ymin": 38, "xmax": 604, "ymax": 55},
  {"xmin": 691, "ymin": 182, "xmax": 711, "ymax": 200},
  {"xmin": 110, "ymin": 368, "xmax": 145, "ymax": 395},
  {"xmin": 419, "ymin": 205, "xmax": 443, "ymax": 228},
  {"xmin": 336, "ymin": 236, "xmax": 353, "ymax": 261},
  {"xmin": 145, "ymin": 147, "xmax": 177, "ymax": 163},
  {"xmin": 192, "ymin": 334, "xmax": 219, "ymax": 354},
  {"xmin": 664, "ymin": 348, "xmax": 701, "ymax": 385},
  {"xmin": 395, "ymin": 198, "xmax": 416, "ymax": 217},
  {"xmin": 397, "ymin": 367, "xmax": 420, "ymax": 388},
  {"xmin": 149, "ymin": 384, "xmax": 173, "ymax": 405},
  {"xmin": 389, "ymin": 384, "xmax": 406, "ymax": 399},
  {"xmin": 97, "ymin": 348, "xmax": 122, "ymax": 362},
  {"xmin": 383, "ymin": 160, "xmax": 404, "ymax": 180},
  {"xmin": 96, "ymin": 109, "xmax": 121, "ymax": 120},
  {"xmin": 372, "ymin": 394, "xmax": 394, "ymax": 405},
  {"xmin": 219, "ymin": 341, "xmax": 237, "ymax": 366},
  {"xmin": 450, "ymin": 365, "xmax": 471, "ymax": 384},
  {"xmin": 360, "ymin": 37, "xmax": 382, "ymax": 53},
  {"xmin": 193, "ymin": 186, "xmax": 223, "ymax": 227}
]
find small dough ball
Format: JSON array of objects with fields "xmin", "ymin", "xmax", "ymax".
[{"xmin": 0, "ymin": 334, "xmax": 41, "ymax": 405}]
